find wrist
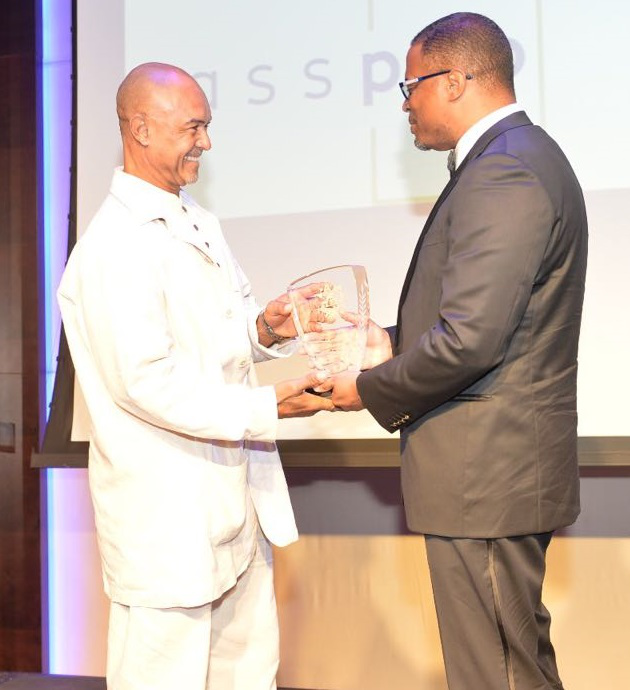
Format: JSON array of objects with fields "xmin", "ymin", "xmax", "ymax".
[{"xmin": 258, "ymin": 310, "xmax": 292, "ymax": 345}]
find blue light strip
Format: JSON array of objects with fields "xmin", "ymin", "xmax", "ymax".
[
  {"xmin": 45, "ymin": 471, "xmax": 58, "ymax": 670},
  {"xmin": 40, "ymin": 0, "xmax": 73, "ymax": 673},
  {"xmin": 42, "ymin": 0, "xmax": 72, "ymax": 411}
]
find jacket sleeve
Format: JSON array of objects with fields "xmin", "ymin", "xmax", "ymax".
[
  {"xmin": 59, "ymin": 222, "xmax": 279, "ymax": 443},
  {"xmin": 357, "ymin": 153, "xmax": 554, "ymax": 431}
]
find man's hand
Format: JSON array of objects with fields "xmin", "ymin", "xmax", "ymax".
[
  {"xmin": 278, "ymin": 392, "xmax": 337, "ymax": 418},
  {"xmin": 363, "ymin": 320, "xmax": 393, "ymax": 369},
  {"xmin": 260, "ymin": 294, "xmax": 294, "ymax": 340},
  {"xmin": 258, "ymin": 283, "xmax": 328, "ymax": 346},
  {"xmin": 329, "ymin": 371, "xmax": 364, "ymax": 411},
  {"xmin": 275, "ymin": 371, "xmax": 336, "ymax": 418},
  {"xmin": 340, "ymin": 313, "xmax": 393, "ymax": 369}
]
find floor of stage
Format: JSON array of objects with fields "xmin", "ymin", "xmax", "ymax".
[
  {"xmin": 0, "ymin": 673, "xmax": 309, "ymax": 690},
  {"xmin": 0, "ymin": 676, "xmax": 105, "ymax": 690}
]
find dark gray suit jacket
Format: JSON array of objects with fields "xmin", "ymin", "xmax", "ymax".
[{"xmin": 357, "ymin": 112, "xmax": 588, "ymax": 538}]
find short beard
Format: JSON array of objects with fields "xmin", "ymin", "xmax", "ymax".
[
  {"xmin": 414, "ymin": 139, "xmax": 430, "ymax": 151},
  {"xmin": 183, "ymin": 171, "xmax": 199, "ymax": 185}
]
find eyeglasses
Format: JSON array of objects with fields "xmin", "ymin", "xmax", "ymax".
[{"xmin": 398, "ymin": 70, "xmax": 473, "ymax": 100}]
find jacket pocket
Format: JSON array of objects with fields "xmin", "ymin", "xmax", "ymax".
[
  {"xmin": 451, "ymin": 393, "xmax": 494, "ymax": 402},
  {"xmin": 207, "ymin": 461, "xmax": 248, "ymax": 546}
]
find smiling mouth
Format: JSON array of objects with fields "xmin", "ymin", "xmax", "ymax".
[{"xmin": 184, "ymin": 149, "xmax": 202, "ymax": 163}]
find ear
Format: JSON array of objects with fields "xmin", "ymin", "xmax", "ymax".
[
  {"xmin": 444, "ymin": 69, "xmax": 470, "ymax": 102},
  {"xmin": 129, "ymin": 114, "xmax": 149, "ymax": 147}
]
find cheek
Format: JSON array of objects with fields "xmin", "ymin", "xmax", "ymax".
[
  {"xmin": 414, "ymin": 100, "xmax": 435, "ymax": 125},
  {"xmin": 409, "ymin": 101, "xmax": 423, "ymax": 122},
  {"xmin": 179, "ymin": 145, "xmax": 194, "ymax": 161}
]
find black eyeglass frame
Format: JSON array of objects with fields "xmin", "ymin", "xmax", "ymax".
[{"xmin": 398, "ymin": 70, "xmax": 473, "ymax": 100}]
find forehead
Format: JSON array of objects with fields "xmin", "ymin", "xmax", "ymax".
[
  {"xmin": 174, "ymin": 81, "xmax": 212, "ymax": 121},
  {"xmin": 149, "ymin": 78, "xmax": 211, "ymax": 124},
  {"xmin": 405, "ymin": 42, "xmax": 428, "ymax": 77}
]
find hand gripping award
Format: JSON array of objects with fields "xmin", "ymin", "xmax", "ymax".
[{"xmin": 287, "ymin": 265, "xmax": 370, "ymax": 379}]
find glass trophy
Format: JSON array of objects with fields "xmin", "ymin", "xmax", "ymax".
[{"xmin": 287, "ymin": 264, "xmax": 369, "ymax": 376}]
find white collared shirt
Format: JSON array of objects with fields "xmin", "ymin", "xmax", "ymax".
[{"xmin": 452, "ymin": 103, "xmax": 522, "ymax": 171}]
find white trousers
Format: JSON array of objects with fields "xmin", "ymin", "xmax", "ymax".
[{"xmin": 106, "ymin": 536, "xmax": 279, "ymax": 690}]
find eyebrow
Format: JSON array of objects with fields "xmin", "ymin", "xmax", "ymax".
[{"xmin": 185, "ymin": 117, "xmax": 212, "ymax": 126}]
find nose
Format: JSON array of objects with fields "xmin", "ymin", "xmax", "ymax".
[
  {"xmin": 197, "ymin": 128, "xmax": 211, "ymax": 151},
  {"xmin": 402, "ymin": 99, "xmax": 410, "ymax": 113}
]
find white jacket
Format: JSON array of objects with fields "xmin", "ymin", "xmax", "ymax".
[{"xmin": 58, "ymin": 169, "xmax": 298, "ymax": 608}]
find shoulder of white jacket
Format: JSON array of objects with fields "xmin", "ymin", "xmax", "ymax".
[
  {"xmin": 77, "ymin": 196, "xmax": 175, "ymax": 269},
  {"xmin": 81, "ymin": 192, "xmax": 131, "ymax": 237}
]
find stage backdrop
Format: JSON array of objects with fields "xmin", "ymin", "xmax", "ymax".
[
  {"xmin": 40, "ymin": 3, "xmax": 630, "ymax": 686},
  {"xmin": 71, "ymin": 0, "xmax": 630, "ymax": 442}
]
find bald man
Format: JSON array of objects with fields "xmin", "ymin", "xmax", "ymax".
[{"xmin": 58, "ymin": 63, "xmax": 332, "ymax": 690}]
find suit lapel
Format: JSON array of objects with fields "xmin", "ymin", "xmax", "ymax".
[{"xmin": 395, "ymin": 111, "xmax": 532, "ymax": 347}]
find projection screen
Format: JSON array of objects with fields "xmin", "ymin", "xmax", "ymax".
[{"xmin": 72, "ymin": 0, "xmax": 630, "ymax": 444}]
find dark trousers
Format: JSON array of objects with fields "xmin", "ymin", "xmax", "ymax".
[{"xmin": 424, "ymin": 532, "xmax": 563, "ymax": 690}]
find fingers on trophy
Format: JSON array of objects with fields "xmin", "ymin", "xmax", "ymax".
[{"xmin": 287, "ymin": 265, "xmax": 370, "ymax": 385}]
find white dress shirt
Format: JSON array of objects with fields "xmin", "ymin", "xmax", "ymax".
[
  {"xmin": 58, "ymin": 169, "xmax": 298, "ymax": 608},
  {"xmin": 452, "ymin": 102, "xmax": 522, "ymax": 170}
]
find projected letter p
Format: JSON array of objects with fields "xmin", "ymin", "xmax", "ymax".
[{"xmin": 362, "ymin": 52, "xmax": 399, "ymax": 106}]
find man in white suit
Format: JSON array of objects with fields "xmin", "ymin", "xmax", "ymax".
[{"xmin": 58, "ymin": 62, "xmax": 332, "ymax": 690}]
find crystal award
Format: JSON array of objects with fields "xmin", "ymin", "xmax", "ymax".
[{"xmin": 287, "ymin": 264, "xmax": 369, "ymax": 376}]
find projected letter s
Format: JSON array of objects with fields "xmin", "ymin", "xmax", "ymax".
[
  {"xmin": 304, "ymin": 59, "xmax": 331, "ymax": 99},
  {"xmin": 248, "ymin": 66, "xmax": 275, "ymax": 105}
]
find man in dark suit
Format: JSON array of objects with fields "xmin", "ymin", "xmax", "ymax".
[{"xmin": 330, "ymin": 12, "xmax": 587, "ymax": 690}]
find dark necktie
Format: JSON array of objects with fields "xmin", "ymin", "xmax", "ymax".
[{"xmin": 447, "ymin": 149, "xmax": 457, "ymax": 178}]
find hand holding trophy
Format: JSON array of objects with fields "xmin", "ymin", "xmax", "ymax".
[{"xmin": 287, "ymin": 265, "xmax": 370, "ymax": 383}]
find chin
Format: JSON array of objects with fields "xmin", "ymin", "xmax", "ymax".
[
  {"xmin": 414, "ymin": 139, "xmax": 430, "ymax": 151},
  {"xmin": 183, "ymin": 173, "xmax": 199, "ymax": 185}
]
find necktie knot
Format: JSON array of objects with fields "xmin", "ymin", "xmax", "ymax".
[{"xmin": 447, "ymin": 149, "xmax": 457, "ymax": 178}]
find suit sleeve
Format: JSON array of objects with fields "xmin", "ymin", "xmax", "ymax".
[{"xmin": 357, "ymin": 153, "xmax": 555, "ymax": 431}]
